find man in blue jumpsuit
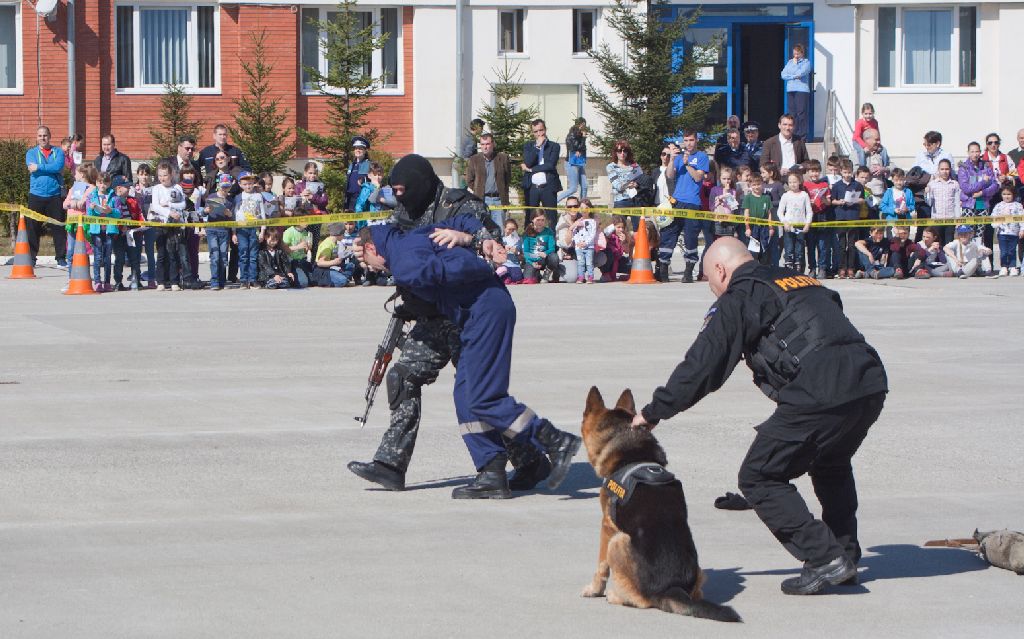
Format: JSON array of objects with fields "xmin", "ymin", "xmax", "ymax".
[{"xmin": 358, "ymin": 218, "xmax": 582, "ymax": 499}]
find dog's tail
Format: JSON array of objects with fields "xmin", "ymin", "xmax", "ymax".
[{"xmin": 658, "ymin": 587, "xmax": 742, "ymax": 623}]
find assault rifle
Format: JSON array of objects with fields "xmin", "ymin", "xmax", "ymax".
[{"xmin": 355, "ymin": 295, "xmax": 408, "ymax": 427}]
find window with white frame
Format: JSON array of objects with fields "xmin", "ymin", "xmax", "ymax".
[
  {"xmin": 0, "ymin": 3, "xmax": 21, "ymax": 92},
  {"xmin": 115, "ymin": 4, "xmax": 218, "ymax": 90},
  {"xmin": 877, "ymin": 6, "xmax": 977, "ymax": 88},
  {"xmin": 300, "ymin": 6, "xmax": 401, "ymax": 92},
  {"xmin": 572, "ymin": 9, "xmax": 596, "ymax": 55},
  {"xmin": 499, "ymin": 9, "xmax": 525, "ymax": 54}
]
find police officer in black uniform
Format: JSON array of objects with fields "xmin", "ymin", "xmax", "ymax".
[
  {"xmin": 631, "ymin": 237, "xmax": 888, "ymax": 595},
  {"xmin": 347, "ymin": 154, "xmax": 551, "ymax": 496}
]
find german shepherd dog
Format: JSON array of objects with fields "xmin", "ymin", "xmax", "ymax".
[{"xmin": 579, "ymin": 386, "xmax": 741, "ymax": 622}]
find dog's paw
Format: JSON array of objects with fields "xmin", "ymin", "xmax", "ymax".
[{"xmin": 580, "ymin": 584, "xmax": 605, "ymax": 598}]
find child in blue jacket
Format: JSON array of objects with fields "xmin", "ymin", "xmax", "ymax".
[
  {"xmin": 86, "ymin": 172, "xmax": 123, "ymax": 291},
  {"xmin": 879, "ymin": 168, "xmax": 916, "ymax": 231},
  {"xmin": 359, "ymin": 215, "xmax": 581, "ymax": 499}
]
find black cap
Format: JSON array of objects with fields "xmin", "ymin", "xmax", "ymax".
[
  {"xmin": 742, "ymin": 121, "xmax": 760, "ymax": 133},
  {"xmin": 351, "ymin": 136, "xmax": 370, "ymax": 150}
]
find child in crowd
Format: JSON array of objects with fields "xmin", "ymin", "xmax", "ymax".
[
  {"xmin": 283, "ymin": 221, "xmax": 313, "ymax": 286},
  {"xmin": 296, "ymin": 161, "xmax": 327, "ymax": 256},
  {"xmin": 571, "ymin": 203, "xmax": 599, "ymax": 283},
  {"xmin": 888, "ymin": 226, "xmax": 921, "ymax": 279},
  {"xmin": 853, "ymin": 103, "xmax": 880, "ymax": 149},
  {"xmin": 803, "ymin": 159, "xmax": 833, "ymax": 277},
  {"xmin": 778, "ymin": 172, "xmax": 813, "ymax": 271},
  {"xmin": 855, "ymin": 226, "xmax": 895, "ymax": 279},
  {"xmin": 339, "ymin": 220, "xmax": 367, "ymax": 286},
  {"xmin": 760, "ymin": 161, "xmax": 785, "ymax": 265},
  {"xmin": 111, "ymin": 176, "xmax": 142, "ymax": 291},
  {"xmin": 830, "ymin": 159, "xmax": 862, "ymax": 278},
  {"xmin": 63, "ymin": 165, "xmax": 97, "ymax": 268},
  {"xmin": 991, "ymin": 185, "xmax": 1023, "ymax": 276},
  {"xmin": 913, "ymin": 227, "xmax": 951, "ymax": 278},
  {"xmin": 258, "ymin": 228, "xmax": 294, "ymax": 289},
  {"xmin": 743, "ymin": 173, "xmax": 775, "ymax": 266},
  {"xmin": 355, "ymin": 163, "xmax": 385, "ymax": 214},
  {"xmin": 233, "ymin": 172, "xmax": 265, "ymax": 289},
  {"xmin": 521, "ymin": 212, "xmax": 559, "ymax": 284},
  {"xmin": 281, "ymin": 177, "xmax": 299, "ymax": 217},
  {"xmin": 825, "ymin": 155, "xmax": 842, "ymax": 187},
  {"xmin": 880, "ymin": 168, "xmax": 915, "ymax": 230},
  {"xmin": 204, "ymin": 173, "xmax": 236, "ymax": 290},
  {"xmin": 601, "ymin": 214, "xmax": 633, "ymax": 280},
  {"xmin": 944, "ymin": 224, "xmax": 994, "ymax": 278},
  {"xmin": 134, "ymin": 163, "xmax": 157, "ymax": 288},
  {"xmin": 87, "ymin": 172, "xmax": 123, "ymax": 292},
  {"xmin": 502, "ymin": 219, "xmax": 522, "ymax": 258},
  {"xmin": 259, "ymin": 172, "xmax": 280, "ymax": 219},
  {"xmin": 149, "ymin": 162, "xmax": 187, "ymax": 291},
  {"xmin": 736, "ymin": 164, "xmax": 752, "ymax": 197},
  {"xmin": 491, "ymin": 241, "xmax": 524, "ymax": 285},
  {"xmin": 709, "ymin": 166, "xmax": 740, "ymax": 239},
  {"xmin": 178, "ymin": 167, "xmax": 204, "ymax": 288},
  {"xmin": 313, "ymin": 222, "xmax": 355, "ymax": 287},
  {"xmin": 925, "ymin": 158, "xmax": 962, "ymax": 246}
]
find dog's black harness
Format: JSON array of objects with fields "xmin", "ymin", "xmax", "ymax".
[{"xmin": 602, "ymin": 462, "xmax": 678, "ymax": 519}]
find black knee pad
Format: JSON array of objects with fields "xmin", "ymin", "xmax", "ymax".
[{"xmin": 386, "ymin": 364, "xmax": 421, "ymax": 410}]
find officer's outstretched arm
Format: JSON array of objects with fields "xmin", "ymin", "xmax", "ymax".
[{"xmin": 640, "ymin": 296, "xmax": 750, "ymax": 425}]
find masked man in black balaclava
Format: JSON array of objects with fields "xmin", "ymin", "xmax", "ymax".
[{"xmin": 347, "ymin": 154, "xmax": 552, "ymax": 498}]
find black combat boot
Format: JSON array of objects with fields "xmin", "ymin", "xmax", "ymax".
[
  {"xmin": 780, "ymin": 555, "xmax": 857, "ymax": 595},
  {"xmin": 347, "ymin": 460, "xmax": 406, "ymax": 491},
  {"xmin": 657, "ymin": 261, "xmax": 670, "ymax": 282},
  {"xmin": 682, "ymin": 262, "xmax": 695, "ymax": 283},
  {"xmin": 452, "ymin": 455, "xmax": 511, "ymax": 499},
  {"xmin": 508, "ymin": 455, "xmax": 552, "ymax": 491},
  {"xmin": 534, "ymin": 420, "xmax": 582, "ymax": 490}
]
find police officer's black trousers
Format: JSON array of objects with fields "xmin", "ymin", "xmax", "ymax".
[{"xmin": 738, "ymin": 393, "xmax": 885, "ymax": 567}]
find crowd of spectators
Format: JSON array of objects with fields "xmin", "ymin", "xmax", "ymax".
[{"xmin": 20, "ymin": 106, "xmax": 1024, "ymax": 292}]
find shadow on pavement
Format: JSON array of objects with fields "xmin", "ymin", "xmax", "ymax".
[
  {"xmin": 396, "ymin": 475, "xmax": 473, "ymax": 491},
  {"xmin": 554, "ymin": 462, "xmax": 602, "ymax": 500},
  {"xmin": 702, "ymin": 567, "xmax": 747, "ymax": 604},
  {"xmin": 858, "ymin": 544, "xmax": 989, "ymax": 583}
]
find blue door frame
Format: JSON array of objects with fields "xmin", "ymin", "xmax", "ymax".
[{"xmin": 671, "ymin": 5, "xmax": 815, "ymax": 137}]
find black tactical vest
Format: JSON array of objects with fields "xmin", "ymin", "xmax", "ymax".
[
  {"xmin": 730, "ymin": 266, "xmax": 866, "ymax": 401},
  {"xmin": 602, "ymin": 462, "xmax": 679, "ymax": 520}
]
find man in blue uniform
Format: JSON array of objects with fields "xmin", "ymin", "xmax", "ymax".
[
  {"xmin": 632, "ymin": 237, "xmax": 888, "ymax": 595},
  {"xmin": 358, "ymin": 218, "xmax": 582, "ymax": 499}
]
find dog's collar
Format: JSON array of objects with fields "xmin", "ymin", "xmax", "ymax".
[{"xmin": 602, "ymin": 462, "xmax": 677, "ymax": 514}]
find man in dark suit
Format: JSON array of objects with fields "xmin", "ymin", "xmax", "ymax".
[
  {"xmin": 521, "ymin": 119, "xmax": 561, "ymax": 227},
  {"xmin": 761, "ymin": 113, "xmax": 809, "ymax": 176},
  {"xmin": 94, "ymin": 134, "xmax": 133, "ymax": 181},
  {"xmin": 162, "ymin": 135, "xmax": 204, "ymax": 179}
]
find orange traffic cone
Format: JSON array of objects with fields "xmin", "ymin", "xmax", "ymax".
[
  {"xmin": 7, "ymin": 213, "xmax": 38, "ymax": 279},
  {"xmin": 627, "ymin": 215, "xmax": 658, "ymax": 284},
  {"xmin": 64, "ymin": 224, "xmax": 97, "ymax": 295}
]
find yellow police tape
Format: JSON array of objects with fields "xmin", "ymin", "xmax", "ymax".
[{"xmin": 5, "ymin": 201, "xmax": 1023, "ymax": 230}]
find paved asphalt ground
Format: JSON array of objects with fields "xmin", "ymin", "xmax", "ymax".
[{"xmin": 1, "ymin": 265, "xmax": 1022, "ymax": 638}]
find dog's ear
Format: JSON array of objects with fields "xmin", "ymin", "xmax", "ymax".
[
  {"xmin": 614, "ymin": 389, "xmax": 636, "ymax": 415},
  {"xmin": 585, "ymin": 386, "xmax": 605, "ymax": 414}
]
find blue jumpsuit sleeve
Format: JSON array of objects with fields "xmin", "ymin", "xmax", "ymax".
[{"xmin": 436, "ymin": 213, "xmax": 484, "ymax": 236}]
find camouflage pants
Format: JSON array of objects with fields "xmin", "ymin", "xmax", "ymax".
[{"xmin": 373, "ymin": 317, "xmax": 543, "ymax": 473}]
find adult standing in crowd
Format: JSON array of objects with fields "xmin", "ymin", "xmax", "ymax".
[
  {"xmin": 780, "ymin": 44, "xmax": 812, "ymax": 140},
  {"xmin": 24, "ymin": 126, "xmax": 68, "ymax": 267},
  {"xmin": 631, "ymin": 238, "xmax": 888, "ymax": 595},
  {"xmin": 742, "ymin": 121, "xmax": 763, "ymax": 169},
  {"xmin": 345, "ymin": 136, "xmax": 372, "ymax": 211},
  {"xmin": 909, "ymin": 131, "xmax": 954, "ymax": 241},
  {"xmin": 715, "ymin": 128, "xmax": 753, "ymax": 171},
  {"xmin": 1007, "ymin": 129, "xmax": 1024, "ymax": 172},
  {"xmin": 981, "ymin": 133, "xmax": 1010, "ymax": 186},
  {"xmin": 557, "ymin": 117, "xmax": 589, "ymax": 203},
  {"xmin": 521, "ymin": 119, "xmax": 561, "ymax": 227},
  {"xmin": 199, "ymin": 124, "xmax": 250, "ymax": 177},
  {"xmin": 465, "ymin": 132, "xmax": 511, "ymax": 228},
  {"xmin": 665, "ymin": 130, "xmax": 710, "ymax": 284},
  {"xmin": 461, "ymin": 118, "xmax": 485, "ymax": 159},
  {"xmin": 762, "ymin": 114, "xmax": 809, "ymax": 177},
  {"xmin": 94, "ymin": 135, "xmax": 133, "ymax": 182},
  {"xmin": 165, "ymin": 135, "xmax": 204, "ymax": 180},
  {"xmin": 606, "ymin": 140, "xmax": 642, "ymax": 219}
]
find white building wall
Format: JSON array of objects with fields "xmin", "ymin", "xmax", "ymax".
[
  {"xmin": 813, "ymin": 3, "xmax": 857, "ymax": 145},
  {"xmin": 855, "ymin": 3, "xmax": 1024, "ymax": 167}
]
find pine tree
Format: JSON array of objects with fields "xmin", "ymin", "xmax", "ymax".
[
  {"xmin": 149, "ymin": 82, "xmax": 204, "ymax": 162},
  {"xmin": 476, "ymin": 61, "xmax": 538, "ymax": 197},
  {"xmin": 230, "ymin": 29, "xmax": 294, "ymax": 175},
  {"xmin": 298, "ymin": 0, "xmax": 389, "ymax": 167},
  {"xmin": 585, "ymin": 0, "xmax": 720, "ymax": 171}
]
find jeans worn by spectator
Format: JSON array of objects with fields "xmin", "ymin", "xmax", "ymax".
[
  {"xmin": 783, "ymin": 231, "xmax": 806, "ymax": 269},
  {"xmin": 90, "ymin": 232, "xmax": 113, "ymax": 284},
  {"xmin": 142, "ymin": 227, "xmax": 158, "ymax": 282},
  {"xmin": 576, "ymin": 246, "xmax": 595, "ymax": 280},
  {"xmin": 523, "ymin": 252, "xmax": 560, "ymax": 282},
  {"xmin": 858, "ymin": 253, "xmax": 895, "ymax": 278},
  {"xmin": 748, "ymin": 226, "xmax": 776, "ymax": 266},
  {"xmin": 186, "ymin": 228, "xmax": 201, "ymax": 282},
  {"xmin": 557, "ymin": 162, "xmax": 587, "ymax": 203},
  {"xmin": 816, "ymin": 229, "xmax": 839, "ymax": 273},
  {"xmin": 206, "ymin": 228, "xmax": 230, "ymax": 288},
  {"xmin": 112, "ymin": 233, "xmax": 142, "ymax": 287},
  {"xmin": 997, "ymin": 234, "xmax": 1018, "ymax": 268},
  {"xmin": 484, "ymin": 196, "xmax": 503, "ymax": 228},
  {"xmin": 235, "ymin": 228, "xmax": 259, "ymax": 284}
]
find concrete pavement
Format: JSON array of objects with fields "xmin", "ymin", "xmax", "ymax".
[{"xmin": 1, "ymin": 266, "xmax": 1022, "ymax": 638}]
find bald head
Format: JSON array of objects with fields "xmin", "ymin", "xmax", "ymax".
[{"xmin": 703, "ymin": 237, "xmax": 754, "ymax": 296}]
